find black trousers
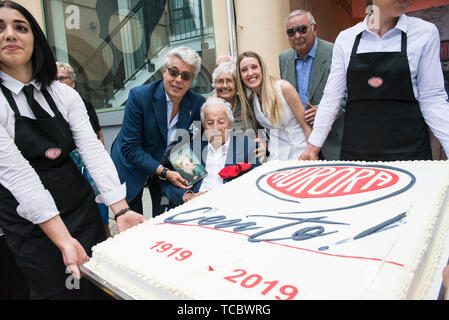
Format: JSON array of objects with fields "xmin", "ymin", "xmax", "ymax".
[
  {"xmin": 0, "ymin": 236, "xmax": 30, "ymax": 300},
  {"xmin": 1, "ymin": 234, "xmax": 113, "ymax": 300},
  {"xmin": 45, "ymin": 278, "xmax": 114, "ymax": 300}
]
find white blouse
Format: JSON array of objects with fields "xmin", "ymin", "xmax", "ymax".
[
  {"xmin": 253, "ymin": 80, "xmax": 307, "ymax": 160},
  {"xmin": 0, "ymin": 71, "xmax": 126, "ymax": 226},
  {"xmin": 309, "ymin": 14, "xmax": 449, "ymax": 153}
]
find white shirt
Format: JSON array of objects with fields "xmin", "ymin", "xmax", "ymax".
[
  {"xmin": 309, "ymin": 14, "xmax": 449, "ymax": 153},
  {"xmin": 253, "ymin": 80, "xmax": 307, "ymax": 160},
  {"xmin": 0, "ymin": 71, "xmax": 126, "ymax": 225},
  {"xmin": 166, "ymin": 93, "xmax": 179, "ymax": 149},
  {"xmin": 198, "ymin": 139, "xmax": 230, "ymax": 193}
]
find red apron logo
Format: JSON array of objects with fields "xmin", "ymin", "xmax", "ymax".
[
  {"xmin": 45, "ymin": 148, "xmax": 62, "ymax": 160},
  {"xmin": 256, "ymin": 164, "xmax": 415, "ymax": 211},
  {"xmin": 368, "ymin": 77, "xmax": 383, "ymax": 88}
]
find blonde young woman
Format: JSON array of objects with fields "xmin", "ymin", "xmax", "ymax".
[{"xmin": 236, "ymin": 51, "xmax": 311, "ymax": 160}]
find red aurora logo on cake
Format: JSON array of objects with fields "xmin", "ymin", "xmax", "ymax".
[
  {"xmin": 266, "ymin": 166, "xmax": 399, "ymax": 199},
  {"xmin": 256, "ymin": 164, "xmax": 415, "ymax": 210}
]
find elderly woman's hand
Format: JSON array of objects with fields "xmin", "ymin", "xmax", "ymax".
[{"xmin": 183, "ymin": 191, "xmax": 207, "ymax": 203}]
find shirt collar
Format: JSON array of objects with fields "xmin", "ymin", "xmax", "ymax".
[
  {"xmin": 295, "ymin": 37, "xmax": 318, "ymax": 60},
  {"xmin": 361, "ymin": 13, "xmax": 408, "ymax": 34},
  {"xmin": 0, "ymin": 71, "xmax": 41, "ymax": 95},
  {"xmin": 165, "ymin": 92, "xmax": 173, "ymax": 104},
  {"xmin": 395, "ymin": 14, "xmax": 408, "ymax": 33}
]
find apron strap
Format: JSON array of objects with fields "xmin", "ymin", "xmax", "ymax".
[
  {"xmin": 41, "ymin": 87, "xmax": 63, "ymax": 118},
  {"xmin": 351, "ymin": 32, "xmax": 362, "ymax": 57},
  {"xmin": 400, "ymin": 31, "xmax": 407, "ymax": 55}
]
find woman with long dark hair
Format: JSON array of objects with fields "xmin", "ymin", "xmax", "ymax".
[{"xmin": 0, "ymin": 1, "xmax": 144, "ymax": 299}]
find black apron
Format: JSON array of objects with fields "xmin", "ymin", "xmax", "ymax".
[
  {"xmin": 0, "ymin": 84, "xmax": 106, "ymax": 299},
  {"xmin": 0, "ymin": 235, "xmax": 30, "ymax": 299},
  {"xmin": 341, "ymin": 31, "xmax": 431, "ymax": 161}
]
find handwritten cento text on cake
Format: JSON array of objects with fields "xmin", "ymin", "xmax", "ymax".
[{"xmin": 163, "ymin": 207, "xmax": 406, "ymax": 253}]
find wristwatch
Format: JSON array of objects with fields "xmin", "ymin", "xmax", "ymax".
[{"xmin": 159, "ymin": 167, "xmax": 168, "ymax": 180}]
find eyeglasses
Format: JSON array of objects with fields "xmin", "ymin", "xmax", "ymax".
[
  {"xmin": 166, "ymin": 67, "xmax": 194, "ymax": 81},
  {"xmin": 216, "ymin": 78, "xmax": 234, "ymax": 86},
  {"xmin": 286, "ymin": 24, "xmax": 311, "ymax": 37},
  {"xmin": 56, "ymin": 76, "xmax": 71, "ymax": 81}
]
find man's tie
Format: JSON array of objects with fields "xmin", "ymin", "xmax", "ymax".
[{"xmin": 22, "ymin": 85, "xmax": 52, "ymax": 119}]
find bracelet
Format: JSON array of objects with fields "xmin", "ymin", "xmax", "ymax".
[
  {"xmin": 158, "ymin": 167, "xmax": 168, "ymax": 180},
  {"xmin": 114, "ymin": 207, "xmax": 130, "ymax": 221}
]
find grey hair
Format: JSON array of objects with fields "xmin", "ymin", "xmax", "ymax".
[
  {"xmin": 211, "ymin": 62, "xmax": 236, "ymax": 88},
  {"xmin": 216, "ymin": 54, "xmax": 236, "ymax": 65},
  {"xmin": 163, "ymin": 46, "xmax": 202, "ymax": 76},
  {"xmin": 200, "ymin": 97, "xmax": 235, "ymax": 124},
  {"xmin": 56, "ymin": 61, "xmax": 76, "ymax": 81},
  {"xmin": 285, "ymin": 9, "xmax": 316, "ymax": 27}
]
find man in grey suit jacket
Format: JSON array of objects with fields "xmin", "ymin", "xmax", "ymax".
[{"xmin": 279, "ymin": 10, "xmax": 344, "ymax": 160}]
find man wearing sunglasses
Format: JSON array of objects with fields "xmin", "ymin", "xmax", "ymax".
[
  {"xmin": 279, "ymin": 10, "xmax": 344, "ymax": 161},
  {"xmin": 111, "ymin": 46, "xmax": 205, "ymax": 217}
]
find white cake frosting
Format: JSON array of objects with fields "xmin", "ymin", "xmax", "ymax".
[{"xmin": 84, "ymin": 160, "xmax": 449, "ymax": 299}]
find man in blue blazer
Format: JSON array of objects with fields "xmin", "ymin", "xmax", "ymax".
[
  {"xmin": 111, "ymin": 46, "xmax": 206, "ymax": 216},
  {"xmin": 162, "ymin": 97, "xmax": 260, "ymax": 206}
]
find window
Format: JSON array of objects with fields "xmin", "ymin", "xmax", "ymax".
[{"xmin": 44, "ymin": 0, "xmax": 216, "ymax": 110}]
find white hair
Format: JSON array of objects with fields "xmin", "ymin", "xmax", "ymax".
[
  {"xmin": 163, "ymin": 46, "xmax": 202, "ymax": 76},
  {"xmin": 215, "ymin": 54, "xmax": 236, "ymax": 65},
  {"xmin": 200, "ymin": 97, "xmax": 235, "ymax": 124},
  {"xmin": 285, "ymin": 9, "xmax": 316, "ymax": 27},
  {"xmin": 211, "ymin": 62, "xmax": 236, "ymax": 88},
  {"xmin": 216, "ymin": 54, "xmax": 231, "ymax": 62},
  {"xmin": 56, "ymin": 61, "xmax": 76, "ymax": 81}
]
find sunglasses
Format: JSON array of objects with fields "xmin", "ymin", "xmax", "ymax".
[
  {"xmin": 56, "ymin": 76, "xmax": 71, "ymax": 81},
  {"xmin": 166, "ymin": 67, "xmax": 194, "ymax": 81},
  {"xmin": 286, "ymin": 25, "xmax": 310, "ymax": 37}
]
